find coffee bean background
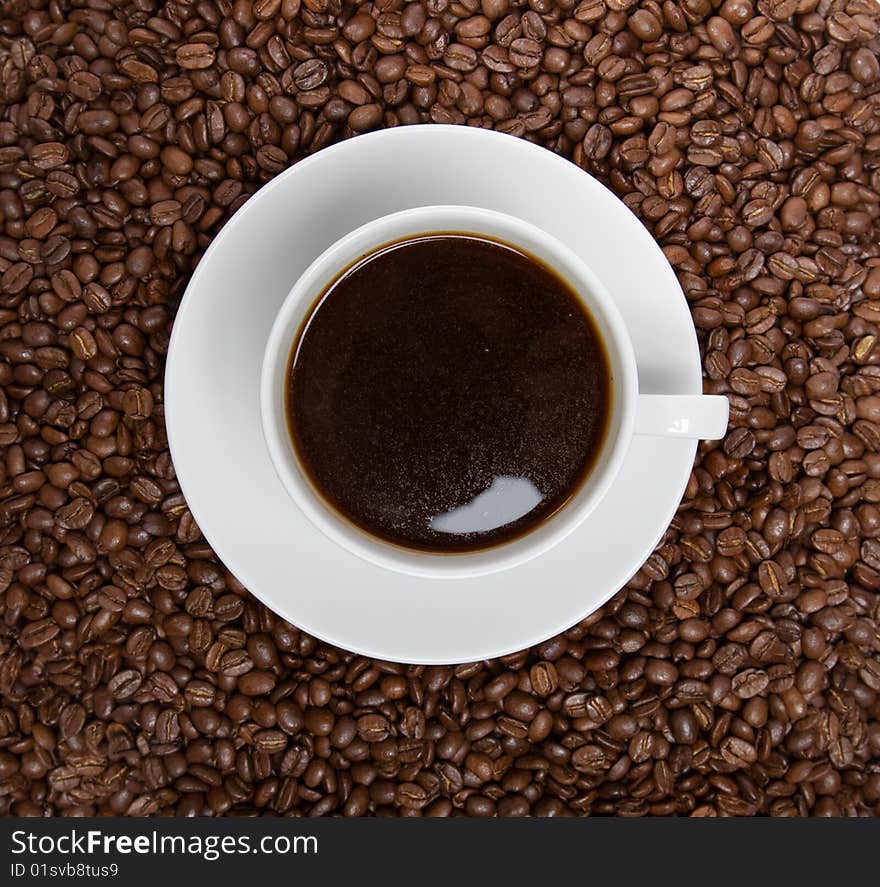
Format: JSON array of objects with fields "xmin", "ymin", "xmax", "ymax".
[{"xmin": 0, "ymin": 0, "xmax": 879, "ymax": 817}]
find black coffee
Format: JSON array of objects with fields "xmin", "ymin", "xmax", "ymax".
[{"xmin": 286, "ymin": 234, "xmax": 611, "ymax": 552}]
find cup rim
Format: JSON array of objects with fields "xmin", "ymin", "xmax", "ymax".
[{"xmin": 260, "ymin": 205, "xmax": 639, "ymax": 579}]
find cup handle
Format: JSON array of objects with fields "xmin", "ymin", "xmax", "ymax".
[{"xmin": 635, "ymin": 394, "xmax": 729, "ymax": 440}]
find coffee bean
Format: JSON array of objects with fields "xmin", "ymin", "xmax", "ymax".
[
  {"xmin": 732, "ymin": 669, "xmax": 771, "ymax": 699},
  {"xmin": 30, "ymin": 142, "xmax": 68, "ymax": 171},
  {"xmin": 357, "ymin": 714, "xmax": 391, "ymax": 742},
  {"xmin": 254, "ymin": 730, "xmax": 288, "ymax": 754},
  {"xmin": 238, "ymin": 670, "xmax": 277, "ymax": 696},
  {"xmin": 2, "ymin": 262, "xmax": 33, "ymax": 294},
  {"xmin": 509, "ymin": 38, "xmax": 542, "ymax": 68},
  {"xmin": 503, "ymin": 690, "xmax": 540, "ymax": 722},
  {"xmin": 20, "ymin": 618, "xmax": 60, "ymax": 650},
  {"xmin": 348, "ymin": 104, "xmax": 383, "ymax": 133},
  {"xmin": 645, "ymin": 659, "xmax": 678, "ymax": 685},
  {"xmin": 177, "ymin": 44, "xmax": 216, "ymax": 70},
  {"xmin": 108, "ymin": 669, "xmax": 143, "ymax": 700},
  {"xmin": 529, "ymin": 661, "xmax": 558, "ymax": 697},
  {"xmin": 294, "ymin": 59, "xmax": 329, "ymax": 92},
  {"xmin": 570, "ymin": 744, "xmax": 607, "ymax": 773},
  {"xmin": 121, "ymin": 388, "xmax": 154, "ymax": 419}
]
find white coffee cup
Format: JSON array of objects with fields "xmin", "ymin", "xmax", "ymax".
[{"xmin": 261, "ymin": 205, "xmax": 728, "ymax": 579}]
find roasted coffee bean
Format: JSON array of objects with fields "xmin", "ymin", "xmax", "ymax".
[
  {"xmin": 177, "ymin": 44, "xmax": 215, "ymax": 70},
  {"xmin": 529, "ymin": 662, "xmax": 558, "ymax": 697}
]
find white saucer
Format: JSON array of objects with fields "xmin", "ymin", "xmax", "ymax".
[{"xmin": 165, "ymin": 125, "xmax": 701, "ymax": 665}]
